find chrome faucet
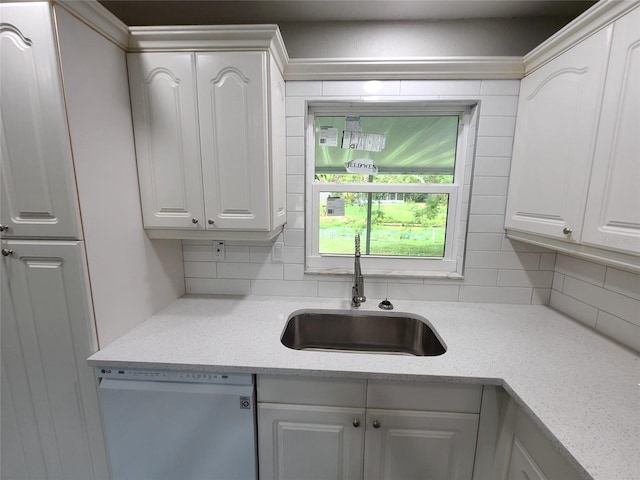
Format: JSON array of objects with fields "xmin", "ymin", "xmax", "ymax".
[{"xmin": 352, "ymin": 234, "xmax": 366, "ymax": 307}]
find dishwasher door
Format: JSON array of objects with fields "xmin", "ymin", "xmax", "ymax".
[{"xmin": 99, "ymin": 378, "xmax": 257, "ymax": 480}]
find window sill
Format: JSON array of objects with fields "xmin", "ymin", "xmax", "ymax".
[{"xmin": 304, "ymin": 266, "xmax": 464, "ymax": 280}]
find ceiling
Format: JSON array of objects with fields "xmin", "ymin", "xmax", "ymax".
[{"xmin": 98, "ymin": 1, "xmax": 597, "ymax": 26}]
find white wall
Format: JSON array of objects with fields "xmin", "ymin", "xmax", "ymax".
[
  {"xmin": 550, "ymin": 254, "xmax": 640, "ymax": 352},
  {"xmin": 279, "ymin": 19, "xmax": 572, "ymax": 58},
  {"xmin": 56, "ymin": 7, "xmax": 185, "ymax": 347},
  {"xmin": 183, "ymin": 79, "xmax": 558, "ymax": 305}
]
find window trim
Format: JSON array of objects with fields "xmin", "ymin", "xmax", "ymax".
[{"xmin": 304, "ymin": 102, "xmax": 474, "ymax": 278}]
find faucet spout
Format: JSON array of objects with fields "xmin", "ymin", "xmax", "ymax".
[{"xmin": 352, "ymin": 234, "xmax": 366, "ymax": 307}]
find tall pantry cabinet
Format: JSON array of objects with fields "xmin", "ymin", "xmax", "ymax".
[{"xmin": 0, "ymin": 2, "xmax": 184, "ymax": 478}]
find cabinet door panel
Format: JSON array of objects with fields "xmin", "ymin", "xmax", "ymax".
[
  {"xmin": 0, "ymin": 3, "xmax": 82, "ymax": 239},
  {"xmin": 507, "ymin": 439, "xmax": 549, "ymax": 480},
  {"xmin": 582, "ymin": 7, "xmax": 640, "ymax": 255},
  {"xmin": 0, "ymin": 240, "xmax": 106, "ymax": 479},
  {"xmin": 198, "ymin": 52, "xmax": 270, "ymax": 230},
  {"xmin": 505, "ymin": 27, "xmax": 611, "ymax": 240},
  {"xmin": 128, "ymin": 53, "xmax": 205, "ymax": 229},
  {"xmin": 258, "ymin": 403, "xmax": 365, "ymax": 480},
  {"xmin": 364, "ymin": 409, "xmax": 479, "ymax": 480}
]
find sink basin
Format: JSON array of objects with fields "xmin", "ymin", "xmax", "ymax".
[{"xmin": 281, "ymin": 310, "xmax": 446, "ymax": 356}]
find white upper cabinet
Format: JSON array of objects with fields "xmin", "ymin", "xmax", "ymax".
[
  {"xmin": 505, "ymin": 4, "xmax": 640, "ymax": 270},
  {"xmin": 128, "ymin": 53, "xmax": 205, "ymax": 229},
  {"xmin": 198, "ymin": 52, "xmax": 271, "ymax": 230},
  {"xmin": 582, "ymin": 6, "xmax": 640, "ymax": 256},
  {"xmin": 0, "ymin": 3, "xmax": 82, "ymax": 239},
  {"xmin": 505, "ymin": 25, "xmax": 611, "ymax": 241},
  {"xmin": 128, "ymin": 27, "xmax": 287, "ymax": 240}
]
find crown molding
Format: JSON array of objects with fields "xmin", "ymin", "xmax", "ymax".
[
  {"xmin": 127, "ymin": 25, "xmax": 289, "ymax": 71},
  {"xmin": 524, "ymin": 0, "xmax": 640, "ymax": 74},
  {"xmin": 54, "ymin": 0, "xmax": 129, "ymax": 50},
  {"xmin": 284, "ymin": 57, "xmax": 525, "ymax": 80}
]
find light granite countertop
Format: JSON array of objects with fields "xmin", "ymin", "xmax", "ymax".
[{"xmin": 88, "ymin": 295, "xmax": 639, "ymax": 480}]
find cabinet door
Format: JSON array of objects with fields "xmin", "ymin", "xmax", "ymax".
[
  {"xmin": 258, "ymin": 403, "xmax": 365, "ymax": 480},
  {"xmin": 363, "ymin": 409, "xmax": 479, "ymax": 480},
  {"xmin": 0, "ymin": 3, "xmax": 82, "ymax": 239},
  {"xmin": 128, "ymin": 53, "xmax": 205, "ymax": 229},
  {"xmin": 507, "ymin": 439, "xmax": 549, "ymax": 480},
  {"xmin": 505, "ymin": 26, "xmax": 612, "ymax": 241},
  {"xmin": 197, "ymin": 52, "xmax": 271, "ymax": 230},
  {"xmin": 0, "ymin": 240, "xmax": 108, "ymax": 479},
  {"xmin": 582, "ymin": 7, "xmax": 640, "ymax": 255}
]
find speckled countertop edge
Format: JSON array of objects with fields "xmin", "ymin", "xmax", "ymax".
[{"xmin": 88, "ymin": 295, "xmax": 640, "ymax": 480}]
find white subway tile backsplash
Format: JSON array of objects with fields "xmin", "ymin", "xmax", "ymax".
[
  {"xmin": 477, "ymin": 116, "xmax": 517, "ymax": 137},
  {"xmin": 399, "ymin": 80, "xmax": 481, "ymax": 96},
  {"xmin": 467, "ymin": 214, "xmax": 507, "ymax": 233},
  {"xmin": 459, "ymin": 286, "xmax": 532, "ymax": 304},
  {"xmin": 532, "ymin": 289, "xmax": 551, "ymax": 305},
  {"xmin": 550, "ymin": 290, "xmax": 598, "ymax": 328},
  {"xmin": 183, "ymin": 243, "xmax": 214, "ymax": 262},
  {"xmin": 388, "ymin": 284, "xmax": 460, "ymax": 302},
  {"xmin": 465, "ymin": 251, "xmax": 541, "ymax": 270},
  {"xmin": 284, "ymin": 263, "xmax": 305, "ymax": 280},
  {"xmin": 287, "ymin": 193, "xmax": 305, "ymax": 212},
  {"xmin": 596, "ymin": 311, "xmax": 640, "ymax": 352},
  {"xmin": 286, "ymin": 81, "xmax": 322, "ymax": 96},
  {"xmin": 286, "ymin": 116, "xmax": 305, "ymax": 136},
  {"xmin": 465, "ymin": 233, "xmax": 504, "ymax": 252},
  {"xmin": 562, "ymin": 276, "xmax": 640, "ymax": 326},
  {"xmin": 471, "ymin": 176, "xmax": 509, "ymax": 196},
  {"xmin": 473, "ymin": 157, "xmax": 511, "ymax": 177},
  {"xmin": 478, "ymin": 96, "xmax": 519, "ymax": 116},
  {"xmin": 462, "ymin": 268, "xmax": 498, "ymax": 286},
  {"xmin": 469, "ymin": 196, "xmax": 506, "ymax": 215},
  {"xmin": 249, "ymin": 246, "xmax": 272, "ymax": 263},
  {"xmin": 184, "ymin": 261, "xmax": 216, "ymax": 278},
  {"xmin": 284, "ymin": 246, "xmax": 305, "ymax": 264},
  {"xmin": 604, "ymin": 267, "xmax": 640, "ymax": 300},
  {"xmin": 479, "ymin": 80, "xmax": 520, "ymax": 96},
  {"xmin": 286, "ymin": 175, "xmax": 305, "ymax": 194},
  {"xmin": 539, "ymin": 253, "xmax": 557, "ymax": 271},
  {"xmin": 185, "ymin": 278, "xmax": 250, "ymax": 295},
  {"xmin": 220, "ymin": 245, "xmax": 250, "ymax": 263},
  {"xmin": 286, "ymin": 156, "xmax": 305, "ymax": 175},
  {"xmin": 552, "ymin": 272, "xmax": 565, "ymax": 291},
  {"xmin": 555, "ymin": 254, "xmax": 606, "ymax": 286},
  {"xmin": 286, "ymin": 137, "xmax": 305, "ymax": 156},
  {"xmin": 285, "ymin": 96, "xmax": 306, "ymax": 116},
  {"xmin": 218, "ymin": 263, "xmax": 283, "ymax": 280},
  {"xmin": 286, "ymin": 211, "xmax": 305, "ymax": 229},
  {"xmin": 475, "ymin": 136, "xmax": 513, "ymax": 157},
  {"xmin": 497, "ymin": 270, "xmax": 553, "ymax": 288},
  {"xmin": 251, "ymin": 280, "xmax": 317, "ymax": 297},
  {"xmin": 283, "ymin": 229, "xmax": 305, "ymax": 247}
]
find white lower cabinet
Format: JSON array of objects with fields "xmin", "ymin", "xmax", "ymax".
[
  {"xmin": 258, "ymin": 403, "xmax": 365, "ymax": 480},
  {"xmin": 257, "ymin": 375, "xmax": 481, "ymax": 480},
  {"xmin": 363, "ymin": 409, "xmax": 479, "ymax": 480},
  {"xmin": 506, "ymin": 409, "xmax": 581, "ymax": 480},
  {"xmin": 507, "ymin": 439, "xmax": 549, "ymax": 480},
  {"xmin": 0, "ymin": 240, "xmax": 108, "ymax": 479}
]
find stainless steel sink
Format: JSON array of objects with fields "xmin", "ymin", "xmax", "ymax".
[{"xmin": 281, "ymin": 310, "xmax": 446, "ymax": 356}]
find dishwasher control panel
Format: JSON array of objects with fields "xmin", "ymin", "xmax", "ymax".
[{"xmin": 96, "ymin": 367, "xmax": 253, "ymax": 385}]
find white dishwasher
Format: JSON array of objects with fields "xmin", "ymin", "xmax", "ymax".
[{"xmin": 97, "ymin": 368, "xmax": 257, "ymax": 480}]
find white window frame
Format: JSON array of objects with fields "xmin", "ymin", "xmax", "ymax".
[{"xmin": 305, "ymin": 102, "xmax": 474, "ymax": 278}]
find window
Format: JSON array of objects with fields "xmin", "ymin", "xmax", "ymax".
[{"xmin": 305, "ymin": 104, "xmax": 473, "ymax": 277}]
